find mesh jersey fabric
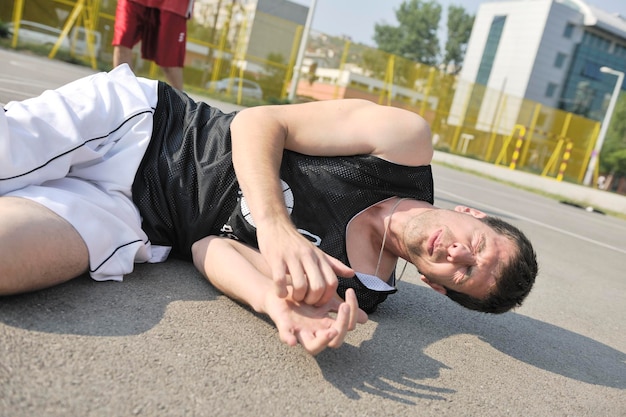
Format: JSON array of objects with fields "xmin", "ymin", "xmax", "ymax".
[
  {"xmin": 132, "ymin": 82, "xmax": 239, "ymax": 259},
  {"xmin": 224, "ymin": 151, "xmax": 434, "ymax": 312}
]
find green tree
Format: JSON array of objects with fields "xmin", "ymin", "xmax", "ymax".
[
  {"xmin": 444, "ymin": 5, "xmax": 474, "ymax": 74},
  {"xmin": 599, "ymin": 92, "xmax": 626, "ymax": 179},
  {"xmin": 373, "ymin": 0, "xmax": 441, "ymax": 66}
]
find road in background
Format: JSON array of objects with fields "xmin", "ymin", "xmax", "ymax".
[{"xmin": 1, "ymin": 48, "xmax": 624, "ymax": 417}]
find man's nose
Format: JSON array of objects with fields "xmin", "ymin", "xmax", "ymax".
[{"xmin": 446, "ymin": 242, "xmax": 473, "ymax": 263}]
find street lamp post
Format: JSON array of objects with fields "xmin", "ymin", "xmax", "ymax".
[
  {"xmin": 583, "ymin": 66, "xmax": 625, "ymax": 186},
  {"xmin": 288, "ymin": 0, "xmax": 317, "ymax": 101}
]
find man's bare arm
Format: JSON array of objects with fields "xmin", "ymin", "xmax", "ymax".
[
  {"xmin": 229, "ymin": 99, "xmax": 432, "ymax": 306},
  {"xmin": 191, "ymin": 236, "xmax": 366, "ymax": 355}
]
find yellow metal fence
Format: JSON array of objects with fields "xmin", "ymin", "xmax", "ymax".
[{"xmin": 2, "ymin": 0, "xmax": 602, "ymax": 186}]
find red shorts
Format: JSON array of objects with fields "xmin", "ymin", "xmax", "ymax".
[{"xmin": 112, "ymin": 0, "xmax": 187, "ymax": 67}]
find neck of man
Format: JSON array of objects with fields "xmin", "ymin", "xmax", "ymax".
[
  {"xmin": 348, "ymin": 198, "xmax": 436, "ymax": 278},
  {"xmin": 381, "ymin": 198, "xmax": 436, "ymax": 261}
]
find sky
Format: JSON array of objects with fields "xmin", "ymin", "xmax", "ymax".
[{"xmin": 290, "ymin": 0, "xmax": 626, "ymax": 47}]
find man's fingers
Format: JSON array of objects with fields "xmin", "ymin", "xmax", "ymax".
[
  {"xmin": 304, "ymin": 257, "xmax": 339, "ymax": 306},
  {"xmin": 282, "ymin": 249, "xmax": 337, "ymax": 305},
  {"xmin": 309, "ymin": 253, "xmax": 352, "ymax": 307},
  {"xmin": 344, "ymin": 289, "xmax": 358, "ymax": 330},
  {"xmin": 294, "ymin": 303, "xmax": 352, "ymax": 355},
  {"xmin": 276, "ymin": 262, "xmax": 307, "ymax": 301},
  {"xmin": 273, "ymin": 273, "xmax": 289, "ymax": 298},
  {"xmin": 277, "ymin": 324, "xmax": 298, "ymax": 347},
  {"xmin": 356, "ymin": 309, "xmax": 368, "ymax": 324},
  {"xmin": 283, "ymin": 294, "xmax": 367, "ymax": 355},
  {"xmin": 298, "ymin": 328, "xmax": 338, "ymax": 356},
  {"xmin": 298, "ymin": 249, "xmax": 347, "ymax": 306},
  {"xmin": 326, "ymin": 303, "xmax": 351, "ymax": 349},
  {"xmin": 324, "ymin": 253, "xmax": 354, "ymax": 278},
  {"xmin": 344, "ymin": 288, "xmax": 368, "ymax": 327},
  {"xmin": 301, "ymin": 256, "xmax": 326, "ymax": 305},
  {"xmin": 263, "ymin": 232, "xmax": 351, "ymax": 306}
]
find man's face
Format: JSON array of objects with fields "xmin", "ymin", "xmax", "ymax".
[{"xmin": 407, "ymin": 206, "xmax": 516, "ymax": 299}]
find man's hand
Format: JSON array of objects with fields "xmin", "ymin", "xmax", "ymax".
[
  {"xmin": 194, "ymin": 236, "xmax": 364, "ymax": 356},
  {"xmin": 256, "ymin": 220, "xmax": 354, "ymax": 306},
  {"xmin": 264, "ymin": 288, "xmax": 367, "ymax": 356}
]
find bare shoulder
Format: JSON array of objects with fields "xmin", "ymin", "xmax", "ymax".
[
  {"xmin": 357, "ymin": 102, "xmax": 433, "ymax": 166},
  {"xmin": 319, "ymin": 99, "xmax": 434, "ymax": 166},
  {"xmin": 232, "ymin": 99, "xmax": 433, "ymax": 165}
]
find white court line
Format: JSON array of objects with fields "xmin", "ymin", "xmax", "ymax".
[
  {"xmin": 437, "ymin": 189, "xmax": 626, "ymax": 256},
  {"xmin": 0, "ymin": 86, "xmax": 33, "ymax": 98},
  {"xmin": 0, "ymin": 74, "xmax": 62, "ymax": 91}
]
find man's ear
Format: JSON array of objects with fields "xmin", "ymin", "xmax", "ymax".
[
  {"xmin": 420, "ymin": 275, "xmax": 447, "ymax": 295},
  {"xmin": 454, "ymin": 205, "xmax": 487, "ymax": 219}
]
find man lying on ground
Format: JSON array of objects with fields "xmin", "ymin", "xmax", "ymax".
[{"xmin": 0, "ymin": 65, "xmax": 538, "ymax": 355}]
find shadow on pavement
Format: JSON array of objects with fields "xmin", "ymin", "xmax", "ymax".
[
  {"xmin": 0, "ymin": 260, "xmax": 218, "ymax": 336},
  {"xmin": 1, "ymin": 260, "xmax": 623, "ymax": 406},
  {"xmin": 317, "ymin": 282, "xmax": 625, "ymax": 403}
]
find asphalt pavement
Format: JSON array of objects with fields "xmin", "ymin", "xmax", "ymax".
[{"xmin": 1, "ymin": 48, "xmax": 624, "ymax": 417}]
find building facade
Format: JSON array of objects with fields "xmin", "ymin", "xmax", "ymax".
[{"xmin": 451, "ymin": 0, "xmax": 626, "ymax": 130}]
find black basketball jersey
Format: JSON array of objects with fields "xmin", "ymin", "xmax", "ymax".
[
  {"xmin": 133, "ymin": 83, "xmax": 434, "ymax": 312},
  {"xmin": 132, "ymin": 82, "xmax": 240, "ymax": 258}
]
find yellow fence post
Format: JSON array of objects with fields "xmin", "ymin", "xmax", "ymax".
[
  {"xmin": 283, "ymin": 25, "xmax": 303, "ymax": 100},
  {"xmin": 451, "ymin": 86, "xmax": 472, "ymax": 152},
  {"xmin": 228, "ymin": 9, "xmax": 249, "ymax": 105},
  {"xmin": 509, "ymin": 125, "xmax": 526, "ymax": 170},
  {"xmin": 541, "ymin": 138, "xmax": 564, "ymax": 177},
  {"xmin": 560, "ymin": 112, "xmax": 573, "ymax": 139},
  {"xmin": 10, "ymin": 0, "xmax": 25, "ymax": 49},
  {"xmin": 520, "ymin": 103, "xmax": 541, "ymax": 167},
  {"xmin": 149, "ymin": 61, "xmax": 158, "ymax": 79},
  {"xmin": 495, "ymin": 124, "xmax": 524, "ymax": 167},
  {"xmin": 556, "ymin": 141, "xmax": 573, "ymax": 182},
  {"xmin": 419, "ymin": 67, "xmax": 435, "ymax": 116},
  {"xmin": 49, "ymin": 0, "xmax": 84, "ymax": 60},
  {"xmin": 333, "ymin": 40, "xmax": 350, "ymax": 99},
  {"xmin": 209, "ymin": 21, "xmax": 231, "ymax": 89},
  {"xmin": 578, "ymin": 122, "xmax": 601, "ymax": 183},
  {"xmin": 495, "ymin": 134, "xmax": 511, "ymax": 165},
  {"xmin": 379, "ymin": 54, "xmax": 394, "ymax": 106},
  {"xmin": 85, "ymin": 0, "xmax": 101, "ymax": 69},
  {"xmin": 486, "ymin": 95, "xmax": 508, "ymax": 162}
]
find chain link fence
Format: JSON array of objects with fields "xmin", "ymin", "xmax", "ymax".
[{"xmin": 1, "ymin": 0, "xmax": 602, "ymax": 185}]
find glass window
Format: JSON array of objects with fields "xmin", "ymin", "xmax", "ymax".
[
  {"xmin": 554, "ymin": 52, "xmax": 567, "ymax": 68},
  {"xmin": 581, "ymin": 61, "xmax": 603, "ymax": 80},
  {"xmin": 583, "ymin": 32, "xmax": 611, "ymax": 51},
  {"xmin": 563, "ymin": 23, "xmax": 574, "ymax": 39},
  {"xmin": 582, "ymin": 32, "xmax": 589, "ymax": 44},
  {"xmin": 546, "ymin": 82, "xmax": 558, "ymax": 98},
  {"xmin": 476, "ymin": 15, "xmax": 507, "ymax": 85}
]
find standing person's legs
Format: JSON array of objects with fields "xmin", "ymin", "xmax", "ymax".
[
  {"xmin": 149, "ymin": 10, "xmax": 187, "ymax": 90},
  {"xmin": 0, "ymin": 197, "xmax": 89, "ymax": 295},
  {"xmin": 112, "ymin": 0, "xmax": 144, "ymax": 69},
  {"xmin": 160, "ymin": 67, "xmax": 184, "ymax": 90},
  {"xmin": 113, "ymin": 45, "xmax": 135, "ymax": 68}
]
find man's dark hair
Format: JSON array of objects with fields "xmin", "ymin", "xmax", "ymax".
[{"xmin": 445, "ymin": 217, "xmax": 538, "ymax": 314}]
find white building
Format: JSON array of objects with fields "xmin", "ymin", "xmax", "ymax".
[{"xmin": 449, "ymin": 0, "xmax": 626, "ymax": 131}]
